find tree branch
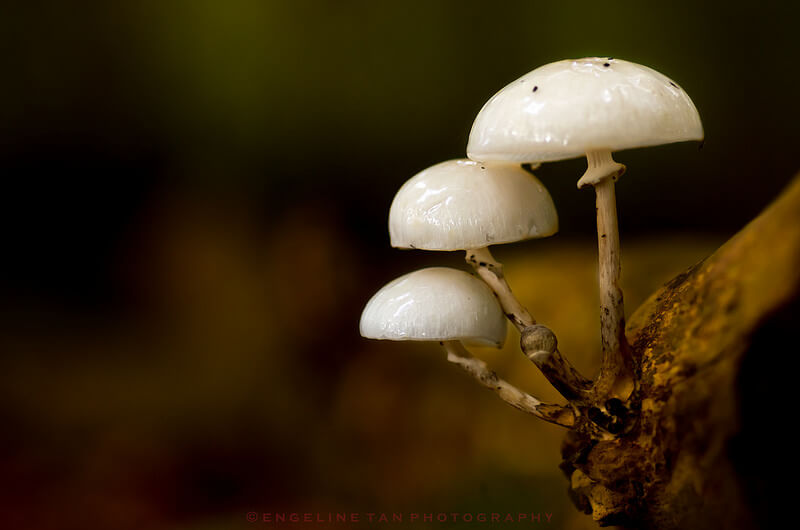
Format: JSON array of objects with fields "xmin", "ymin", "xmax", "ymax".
[{"xmin": 561, "ymin": 174, "xmax": 800, "ymax": 528}]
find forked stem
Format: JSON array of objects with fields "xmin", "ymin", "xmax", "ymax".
[
  {"xmin": 466, "ymin": 247, "xmax": 592, "ymax": 401},
  {"xmin": 442, "ymin": 341, "xmax": 576, "ymax": 428}
]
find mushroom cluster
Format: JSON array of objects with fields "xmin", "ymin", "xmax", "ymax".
[{"xmin": 360, "ymin": 57, "xmax": 703, "ymax": 435}]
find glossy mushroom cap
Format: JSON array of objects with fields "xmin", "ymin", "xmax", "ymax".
[
  {"xmin": 359, "ymin": 267, "xmax": 507, "ymax": 347},
  {"xmin": 389, "ymin": 159, "xmax": 558, "ymax": 251},
  {"xmin": 467, "ymin": 57, "xmax": 704, "ymax": 163}
]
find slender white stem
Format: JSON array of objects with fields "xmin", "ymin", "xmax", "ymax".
[
  {"xmin": 466, "ymin": 247, "xmax": 534, "ymax": 331},
  {"xmin": 580, "ymin": 149, "xmax": 634, "ymax": 399},
  {"xmin": 442, "ymin": 340, "xmax": 575, "ymax": 428}
]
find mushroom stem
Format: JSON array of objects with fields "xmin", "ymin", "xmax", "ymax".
[
  {"xmin": 521, "ymin": 325, "xmax": 593, "ymax": 403},
  {"xmin": 466, "ymin": 247, "xmax": 591, "ymax": 401},
  {"xmin": 578, "ymin": 149, "xmax": 634, "ymax": 399},
  {"xmin": 442, "ymin": 341, "xmax": 576, "ymax": 428},
  {"xmin": 466, "ymin": 247, "xmax": 534, "ymax": 330}
]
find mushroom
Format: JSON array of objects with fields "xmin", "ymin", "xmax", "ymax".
[
  {"xmin": 467, "ymin": 57, "xmax": 703, "ymax": 399},
  {"xmin": 360, "ymin": 266, "xmax": 507, "ymax": 347},
  {"xmin": 360, "ymin": 267, "xmax": 575, "ymax": 427},
  {"xmin": 388, "ymin": 159, "xmax": 591, "ymax": 399},
  {"xmin": 389, "ymin": 159, "xmax": 555, "ymax": 327},
  {"xmin": 389, "ymin": 159, "xmax": 557, "ymax": 253}
]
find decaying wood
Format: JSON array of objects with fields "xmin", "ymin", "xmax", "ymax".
[{"xmin": 561, "ymin": 175, "xmax": 800, "ymax": 528}]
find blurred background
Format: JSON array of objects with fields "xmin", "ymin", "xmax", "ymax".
[{"xmin": 1, "ymin": 1, "xmax": 797, "ymax": 529}]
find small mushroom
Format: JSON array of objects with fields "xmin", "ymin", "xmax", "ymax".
[
  {"xmin": 388, "ymin": 160, "xmax": 590, "ymax": 398},
  {"xmin": 360, "ymin": 267, "xmax": 507, "ymax": 347},
  {"xmin": 360, "ymin": 267, "xmax": 575, "ymax": 427},
  {"xmin": 389, "ymin": 159, "xmax": 558, "ymax": 253},
  {"xmin": 467, "ymin": 57, "xmax": 703, "ymax": 399},
  {"xmin": 389, "ymin": 158, "xmax": 557, "ymax": 329}
]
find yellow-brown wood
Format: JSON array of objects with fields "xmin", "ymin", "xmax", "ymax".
[{"xmin": 561, "ymin": 175, "xmax": 800, "ymax": 527}]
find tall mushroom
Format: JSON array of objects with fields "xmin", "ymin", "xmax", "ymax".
[
  {"xmin": 467, "ymin": 57, "xmax": 703, "ymax": 400},
  {"xmin": 360, "ymin": 267, "xmax": 575, "ymax": 427},
  {"xmin": 389, "ymin": 159, "xmax": 590, "ymax": 400}
]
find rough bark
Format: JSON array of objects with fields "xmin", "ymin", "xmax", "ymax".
[{"xmin": 561, "ymin": 175, "xmax": 800, "ymax": 528}]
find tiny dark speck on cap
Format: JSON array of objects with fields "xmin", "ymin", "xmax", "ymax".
[
  {"xmin": 670, "ymin": 81, "xmax": 679, "ymax": 88},
  {"xmin": 603, "ymin": 63, "xmax": 610, "ymax": 67},
  {"xmin": 532, "ymin": 86, "xmax": 538, "ymax": 92}
]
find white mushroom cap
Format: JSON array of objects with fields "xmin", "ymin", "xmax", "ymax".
[
  {"xmin": 359, "ymin": 267, "xmax": 507, "ymax": 347},
  {"xmin": 467, "ymin": 57, "xmax": 704, "ymax": 163},
  {"xmin": 389, "ymin": 159, "xmax": 558, "ymax": 251}
]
